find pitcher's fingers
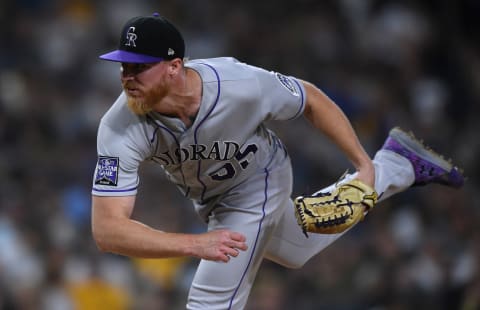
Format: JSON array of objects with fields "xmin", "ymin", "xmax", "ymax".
[
  {"xmin": 226, "ymin": 239, "xmax": 248, "ymax": 251},
  {"xmin": 237, "ymin": 241, "xmax": 248, "ymax": 251},
  {"xmin": 219, "ymin": 254, "xmax": 230, "ymax": 263},
  {"xmin": 229, "ymin": 231, "xmax": 246, "ymax": 242},
  {"xmin": 226, "ymin": 248, "xmax": 240, "ymax": 258}
]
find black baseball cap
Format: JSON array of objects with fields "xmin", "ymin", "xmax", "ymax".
[{"xmin": 99, "ymin": 13, "xmax": 185, "ymax": 63}]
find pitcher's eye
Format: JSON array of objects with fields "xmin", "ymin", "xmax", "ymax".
[
  {"xmin": 136, "ymin": 64, "xmax": 148, "ymax": 71},
  {"xmin": 120, "ymin": 63, "xmax": 156, "ymax": 75}
]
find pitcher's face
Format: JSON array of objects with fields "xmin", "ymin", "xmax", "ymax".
[{"xmin": 120, "ymin": 62, "xmax": 169, "ymax": 115}]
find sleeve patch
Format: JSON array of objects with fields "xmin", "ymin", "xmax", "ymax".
[
  {"xmin": 95, "ymin": 156, "xmax": 119, "ymax": 186},
  {"xmin": 275, "ymin": 72, "xmax": 299, "ymax": 97}
]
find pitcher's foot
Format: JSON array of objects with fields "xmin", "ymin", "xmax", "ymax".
[{"xmin": 381, "ymin": 127, "xmax": 464, "ymax": 188}]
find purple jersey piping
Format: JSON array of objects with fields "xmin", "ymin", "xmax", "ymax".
[
  {"xmin": 92, "ymin": 175, "xmax": 139, "ymax": 193},
  {"xmin": 146, "ymin": 115, "xmax": 188, "ymax": 191},
  {"xmin": 228, "ymin": 168, "xmax": 269, "ymax": 309},
  {"xmin": 193, "ymin": 63, "xmax": 221, "ymax": 202},
  {"xmin": 92, "ymin": 186, "xmax": 138, "ymax": 193}
]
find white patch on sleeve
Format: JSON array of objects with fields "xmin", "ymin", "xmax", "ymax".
[{"xmin": 275, "ymin": 72, "xmax": 299, "ymax": 96}]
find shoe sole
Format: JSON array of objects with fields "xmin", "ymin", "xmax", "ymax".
[{"xmin": 389, "ymin": 127, "xmax": 453, "ymax": 172}]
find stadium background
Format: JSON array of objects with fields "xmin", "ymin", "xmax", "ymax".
[{"xmin": 0, "ymin": 0, "xmax": 479, "ymax": 309}]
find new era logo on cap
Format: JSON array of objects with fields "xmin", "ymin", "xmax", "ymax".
[{"xmin": 99, "ymin": 13, "xmax": 185, "ymax": 64}]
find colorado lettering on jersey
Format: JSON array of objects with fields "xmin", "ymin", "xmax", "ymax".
[
  {"xmin": 152, "ymin": 141, "xmax": 242, "ymax": 166},
  {"xmin": 151, "ymin": 142, "xmax": 259, "ymax": 181},
  {"xmin": 95, "ymin": 156, "xmax": 119, "ymax": 186}
]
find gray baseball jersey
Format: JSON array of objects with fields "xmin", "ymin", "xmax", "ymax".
[{"xmin": 92, "ymin": 57, "xmax": 305, "ymax": 219}]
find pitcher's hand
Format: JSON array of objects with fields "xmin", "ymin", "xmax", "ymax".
[{"xmin": 192, "ymin": 230, "xmax": 248, "ymax": 262}]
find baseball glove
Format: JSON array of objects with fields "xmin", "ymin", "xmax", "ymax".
[{"xmin": 294, "ymin": 179, "xmax": 378, "ymax": 236}]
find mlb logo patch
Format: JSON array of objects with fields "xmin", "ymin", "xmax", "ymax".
[{"xmin": 95, "ymin": 156, "xmax": 119, "ymax": 186}]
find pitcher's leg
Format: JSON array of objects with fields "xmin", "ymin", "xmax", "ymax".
[
  {"xmin": 372, "ymin": 149, "xmax": 414, "ymax": 200},
  {"xmin": 187, "ymin": 164, "xmax": 292, "ymax": 310},
  {"xmin": 265, "ymin": 149, "xmax": 414, "ymax": 268},
  {"xmin": 186, "ymin": 205, "xmax": 274, "ymax": 310},
  {"xmin": 265, "ymin": 127, "xmax": 464, "ymax": 268},
  {"xmin": 187, "ymin": 229, "xmax": 265, "ymax": 309}
]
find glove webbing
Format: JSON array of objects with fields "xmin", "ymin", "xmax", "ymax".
[{"xmin": 299, "ymin": 197, "xmax": 355, "ymax": 237}]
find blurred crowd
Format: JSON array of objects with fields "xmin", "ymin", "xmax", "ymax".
[{"xmin": 1, "ymin": 0, "xmax": 479, "ymax": 309}]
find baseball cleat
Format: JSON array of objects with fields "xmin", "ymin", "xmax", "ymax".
[{"xmin": 381, "ymin": 127, "xmax": 464, "ymax": 188}]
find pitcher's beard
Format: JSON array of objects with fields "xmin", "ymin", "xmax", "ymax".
[
  {"xmin": 124, "ymin": 83, "xmax": 167, "ymax": 116},
  {"xmin": 126, "ymin": 96, "xmax": 153, "ymax": 115}
]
